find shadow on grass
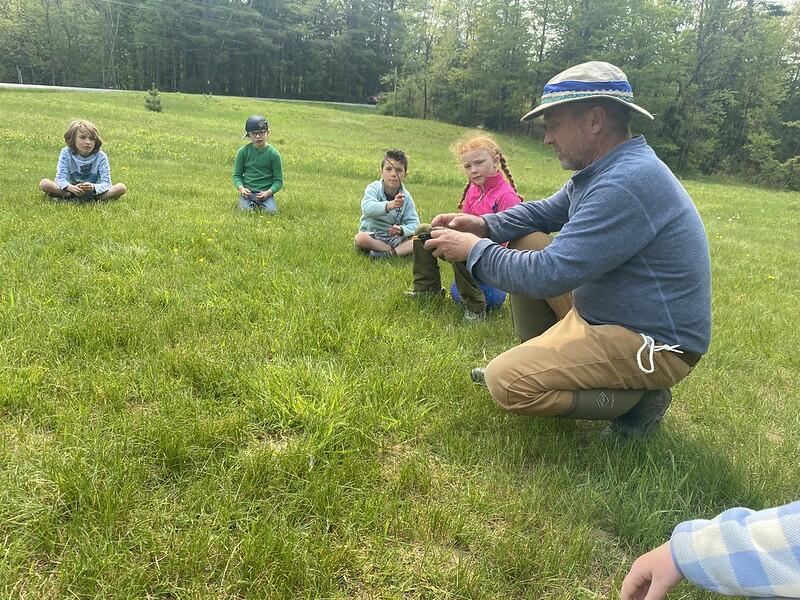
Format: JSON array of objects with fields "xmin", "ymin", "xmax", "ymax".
[{"xmin": 429, "ymin": 387, "xmax": 754, "ymax": 548}]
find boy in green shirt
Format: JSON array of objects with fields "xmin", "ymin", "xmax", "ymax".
[{"xmin": 232, "ymin": 115, "xmax": 284, "ymax": 212}]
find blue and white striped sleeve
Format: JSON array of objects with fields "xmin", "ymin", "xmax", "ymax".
[
  {"xmin": 670, "ymin": 501, "xmax": 800, "ymax": 597},
  {"xmin": 94, "ymin": 152, "xmax": 111, "ymax": 195},
  {"xmin": 54, "ymin": 147, "xmax": 72, "ymax": 190}
]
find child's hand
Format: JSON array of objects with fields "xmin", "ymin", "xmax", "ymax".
[
  {"xmin": 256, "ymin": 190, "xmax": 271, "ymax": 200},
  {"xmin": 238, "ymin": 186, "xmax": 251, "ymax": 196},
  {"xmin": 388, "ymin": 225, "xmax": 403, "ymax": 236},
  {"xmin": 66, "ymin": 184, "xmax": 85, "ymax": 196},
  {"xmin": 78, "ymin": 182, "xmax": 94, "ymax": 193},
  {"xmin": 621, "ymin": 542, "xmax": 683, "ymax": 600},
  {"xmin": 386, "ymin": 193, "xmax": 405, "ymax": 210}
]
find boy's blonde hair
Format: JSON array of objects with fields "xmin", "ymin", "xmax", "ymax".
[
  {"xmin": 64, "ymin": 119, "xmax": 102, "ymax": 154},
  {"xmin": 452, "ymin": 134, "xmax": 522, "ymax": 209}
]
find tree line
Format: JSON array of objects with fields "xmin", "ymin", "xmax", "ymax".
[{"xmin": 1, "ymin": 0, "xmax": 798, "ymax": 188}]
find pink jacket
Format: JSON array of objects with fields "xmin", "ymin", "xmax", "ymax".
[{"xmin": 461, "ymin": 170, "xmax": 521, "ymax": 217}]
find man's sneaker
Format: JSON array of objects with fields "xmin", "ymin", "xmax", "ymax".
[
  {"xmin": 600, "ymin": 388, "xmax": 672, "ymax": 440},
  {"xmin": 404, "ymin": 288, "xmax": 445, "ymax": 299},
  {"xmin": 470, "ymin": 368, "xmax": 488, "ymax": 388},
  {"xmin": 464, "ymin": 307, "xmax": 487, "ymax": 322},
  {"xmin": 369, "ymin": 250, "xmax": 393, "ymax": 260}
]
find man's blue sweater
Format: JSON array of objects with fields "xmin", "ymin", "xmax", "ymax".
[{"xmin": 468, "ymin": 136, "xmax": 711, "ymax": 354}]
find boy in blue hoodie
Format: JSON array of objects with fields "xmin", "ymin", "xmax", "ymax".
[{"xmin": 354, "ymin": 149, "xmax": 420, "ymax": 259}]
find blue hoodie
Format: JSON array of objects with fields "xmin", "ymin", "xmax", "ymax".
[{"xmin": 358, "ymin": 180, "xmax": 420, "ymax": 238}]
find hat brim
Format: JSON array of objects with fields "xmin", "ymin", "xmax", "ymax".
[{"xmin": 520, "ymin": 95, "xmax": 654, "ymax": 121}]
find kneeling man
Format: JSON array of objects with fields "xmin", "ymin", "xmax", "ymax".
[{"xmin": 426, "ymin": 61, "xmax": 711, "ymax": 438}]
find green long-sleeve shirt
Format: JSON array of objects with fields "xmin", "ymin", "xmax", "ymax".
[{"xmin": 232, "ymin": 143, "xmax": 284, "ymax": 193}]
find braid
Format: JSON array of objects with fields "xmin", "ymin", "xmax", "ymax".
[
  {"xmin": 499, "ymin": 153, "xmax": 523, "ymax": 201},
  {"xmin": 457, "ymin": 182, "xmax": 470, "ymax": 210}
]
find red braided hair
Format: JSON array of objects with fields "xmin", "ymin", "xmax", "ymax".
[{"xmin": 452, "ymin": 135, "xmax": 523, "ymax": 208}]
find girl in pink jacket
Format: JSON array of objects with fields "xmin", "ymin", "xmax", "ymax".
[{"xmin": 406, "ymin": 136, "xmax": 522, "ymax": 321}]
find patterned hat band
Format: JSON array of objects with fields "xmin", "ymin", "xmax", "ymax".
[
  {"xmin": 541, "ymin": 79, "xmax": 635, "ymax": 104},
  {"xmin": 540, "ymin": 90, "xmax": 636, "ymax": 105}
]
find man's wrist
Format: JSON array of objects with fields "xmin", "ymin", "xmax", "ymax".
[{"xmin": 479, "ymin": 217, "xmax": 490, "ymax": 238}]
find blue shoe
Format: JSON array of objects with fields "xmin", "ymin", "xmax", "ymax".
[{"xmin": 369, "ymin": 250, "xmax": 393, "ymax": 260}]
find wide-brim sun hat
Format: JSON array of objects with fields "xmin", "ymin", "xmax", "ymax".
[{"xmin": 521, "ymin": 61, "xmax": 654, "ymax": 121}]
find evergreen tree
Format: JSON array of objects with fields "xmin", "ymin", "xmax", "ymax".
[{"xmin": 145, "ymin": 83, "xmax": 162, "ymax": 112}]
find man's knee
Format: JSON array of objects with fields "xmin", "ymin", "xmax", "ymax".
[
  {"xmin": 484, "ymin": 353, "xmax": 551, "ymax": 416},
  {"xmin": 509, "ymin": 231, "xmax": 553, "ymax": 252}
]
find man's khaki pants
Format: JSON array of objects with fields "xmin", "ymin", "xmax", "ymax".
[{"xmin": 484, "ymin": 232, "xmax": 692, "ymax": 417}]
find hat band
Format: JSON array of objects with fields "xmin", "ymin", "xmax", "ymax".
[
  {"xmin": 539, "ymin": 90, "xmax": 635, "ymax": 106},
  {"xmin": 543, "ymin": 79, "xmax": 632, "ymax": 94}
]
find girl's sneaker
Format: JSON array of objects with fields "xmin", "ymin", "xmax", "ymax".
[
  {"xmin": 464, "ymin": 307, "xmax": 486, "ymax": 322},
  {"xmin": 369, "ymin": 250, "xmax": 392, "ymax": 260},
  {"xmin": 403, "ymin": 288, "xmax": 445, "ymax": 298}
]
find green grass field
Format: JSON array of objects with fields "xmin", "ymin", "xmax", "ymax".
[{"xmin": 1, "ymin": 88, "xmax": 798, "ymax": 599}]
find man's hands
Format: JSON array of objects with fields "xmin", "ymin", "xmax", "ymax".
[
  {"xmin": 424, "ymin": 229, "xmax": 481, "ymax": 263},
  {"xmin": 385, "ymin": 192, "xmax": 405, "ymax": 211},
  {"xmin": 238, "ymin": 186, "xmax": 251, "ymax": 196},
  {"xmin": 255, "ymin": 190, "xmax": 272, "ymax": 200},
  {"xmin": 421, "ymin": 213, "xmax": 488, "ymax": 262},
  {"xmin": 621, "ymin": 542, "xmax": 684, "ymax": 600},
  {"xmin": 431, "ymin": 213, "xmax": 488, "ymax": 237}
]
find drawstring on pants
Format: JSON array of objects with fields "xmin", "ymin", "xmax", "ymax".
[{"xmin": 636, "ymin": 334, "xmax": 683, "ymax": 374}]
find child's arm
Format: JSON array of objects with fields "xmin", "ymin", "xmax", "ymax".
[
  {"xmin": 360, "ymin": 183, "xmax": 389, "ymax": 218},
  {"xmin": 397, "ymin": 193, "xmax": 421, "ymax": 237},
  {"xmin": 669, "ymin": 502, "xmax": 800, "ymax": 597},
  {"xmin": 265, "ymin": 148, "xmax": 283, "ymax": 196},
  {"xmin": 93, "ymin": 152, "xmax": 112, "ymax": 195},
  {"xmin": 54, "ymin": 148, "xmax": 72, "ymax": 191},
  {"xmin": 232, "ymin": 146, "xmax": 249, "ymax": 194}
]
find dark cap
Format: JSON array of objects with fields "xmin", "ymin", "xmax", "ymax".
[{"xmin": 243, "ymin": 115, "xmax": 269, "ymax": 138}]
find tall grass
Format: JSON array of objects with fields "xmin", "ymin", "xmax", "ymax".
[{"xmin": 0, "ymin": 88, "xmax": 798, "ymax": 598}]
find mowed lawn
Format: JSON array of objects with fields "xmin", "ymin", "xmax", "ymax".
[{"xmin": 0, "ymin": 88, "xmax": 798, "ymax": 599}]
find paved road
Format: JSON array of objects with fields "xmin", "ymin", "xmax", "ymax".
[{"xmin": 0, "ymin": 82, "xmax": 376, "ymax": 109}]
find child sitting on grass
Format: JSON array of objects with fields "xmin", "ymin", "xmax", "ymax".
[
  {"xmin": 406, "ymin": 135, "xmax": 522, "ymax": 321},
  {"xmin": 233, "ymin": 115, "xmax": 284, "ymax": 213},
  {"xmin": 354, "ymin": 149, "xmax": 420, "ymax": 259},
  {"xmin": 39, "ymin": 119, "xmax": 127, "ymax": 201}
]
